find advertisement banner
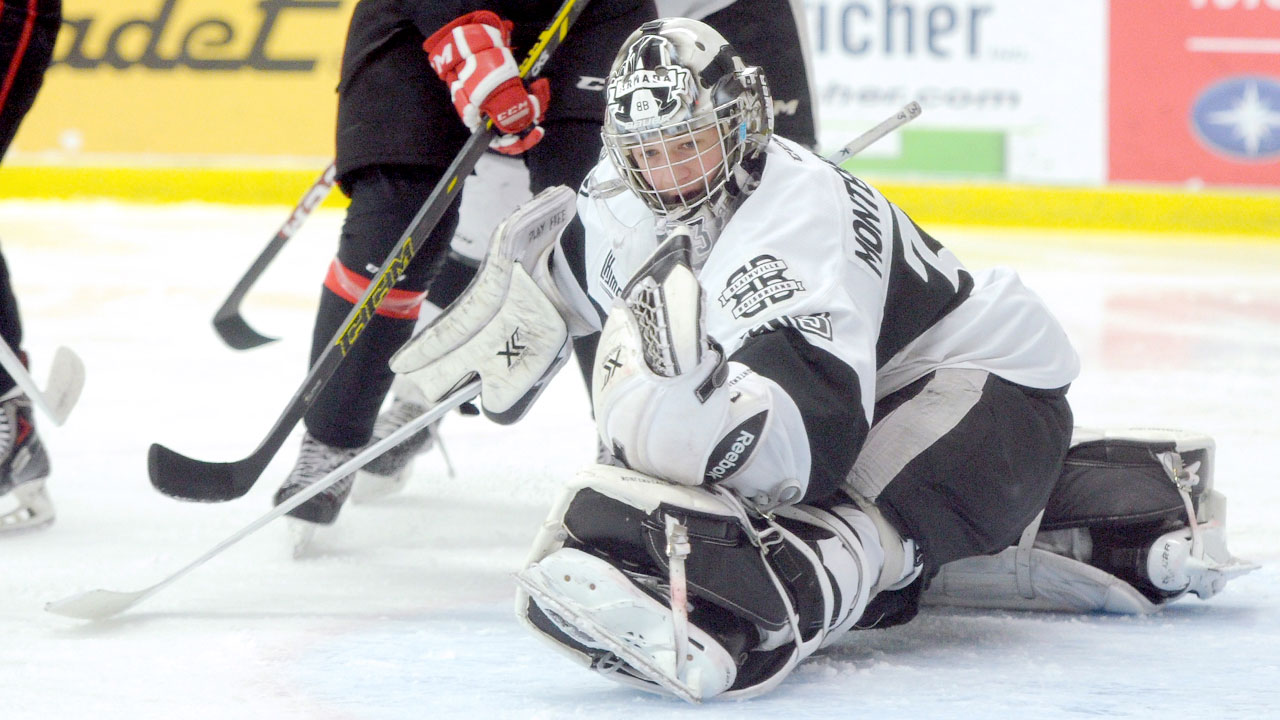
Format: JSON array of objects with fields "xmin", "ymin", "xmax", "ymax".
[
  {"xmin": 804, "ymin": 0, "xmax": 1108, "ymax": 183},
  {"xmin": 1110, "ymin": 0, "xmax": 1280, "ymax": 187},
  {"xmin": 10, "ymin": 0, "xmax": 353, "ymax": 162}
]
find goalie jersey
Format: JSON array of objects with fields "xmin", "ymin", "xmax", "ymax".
[{"xmin": 573, "ymin": 136, "xmax": 1081, "ymax": 501}]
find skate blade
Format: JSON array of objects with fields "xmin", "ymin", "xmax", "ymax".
[
  {"xmin": 0, "ymin": 482, "xmax": 55, "ymax": 534},
  {"xmin": 286, "ymin": 518, "xmax": 319, "ymax": 558}
]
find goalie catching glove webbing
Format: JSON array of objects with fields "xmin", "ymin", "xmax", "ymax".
[
  {"xmin": 591, "ymin": 233, "xmax": 811, "ymax": 512},
  {"xmin": 389, "ymin": 185, "xmax": 592, "ymax": 424}
]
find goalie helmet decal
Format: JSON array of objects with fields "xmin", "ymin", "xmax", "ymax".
[{"xmin": 606, "ymin": 36, "xmax": 696, "ymax": 132}]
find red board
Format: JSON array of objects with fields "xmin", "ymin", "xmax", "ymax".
[{"xmin": 1110, "ymin": 1, "xmax": 1280, "ymax": 187}]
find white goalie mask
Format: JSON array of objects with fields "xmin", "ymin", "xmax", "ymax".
[{"xmin": 602, "ymin": 18, "xmax": 773, "ymax": 265}]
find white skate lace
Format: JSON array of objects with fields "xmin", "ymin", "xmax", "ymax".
[{"xmin": 282, "ymin": 435, "xmax": 360, "ymax": 493}]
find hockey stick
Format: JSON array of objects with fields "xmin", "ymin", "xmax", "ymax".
[
  {"xmin": 213, "ymin": 161, "xmax": 337, "ymax": 350},
  {"xmin": 48, "ymin": 380, "xmax": 480, "ymax": 620},
  {"xmin": 824, "ymin": 101, "xmax": 922, "ymax": 165},
  {"xmin": 0, "ymin": 342, "xmax": 85, "ymax": 426},
  {"xmin": 149, "ymin": 0, "xmax": 591, "ymax": 503}
]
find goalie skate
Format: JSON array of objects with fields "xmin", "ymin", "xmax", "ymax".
[{"xmin": 515, "ymin": 547, "xmax": 736, "ymax": 704}]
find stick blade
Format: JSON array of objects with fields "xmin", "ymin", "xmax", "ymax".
[
  {"xmin": 45, "ymin": 588, "xmax": 146, "ymax": 620},
  {"xmin": 148, "ymin": 443, "xmax": 258, "ymax": 502},
  {"xmin": 212, "ymin": 312, "xmax": 278, "ymax": 351},
  {"xmin": 44, "ymin": 346, "xmax": 86, "ymax": 426}
]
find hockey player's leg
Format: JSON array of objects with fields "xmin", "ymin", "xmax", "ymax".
[
  {"xmin": 447, "ymin": 152, "xmax": 533, "ymax": 268},
  {"xmin": 0, "ymin": 386, "xmax": 54, "ymax": 532},
  {"xmin": 924, "ymin": 428, "xmax": 1257, "ymax": 613},
  {"xmin": 362, "ymin": 154, "xmax": 532, "ymax": 497},
  {"xmin": 276, "ymin": 166, "xmax": 454, "ymax": 532},
  {"xmin": 514, "ymin": 464, "xmax": 916, "ymax": 702},
  {"xmin": 352, "ymin": 376, "xmax": 446, "ymax": 502}
]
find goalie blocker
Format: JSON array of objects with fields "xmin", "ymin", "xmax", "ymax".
[{"xmin": 389, "ymin": 185, "xmax": 594, "ymax": 424}]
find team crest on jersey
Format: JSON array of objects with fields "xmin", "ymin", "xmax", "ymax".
[
  {"xmin": 743, "ymin": 312, "xmax": 833, "ymax": 341},
  {"xmin": 718, "ymin": 255, "xmax": 805, "ymax": 318}
]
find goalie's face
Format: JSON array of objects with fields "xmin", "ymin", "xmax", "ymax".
[{"xmin": 623, "ymin": 123, "xmax": 728, "ymax": 211}]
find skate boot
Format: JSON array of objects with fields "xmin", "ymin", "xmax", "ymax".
[
  {"xmin": 273, "ymin": 432, "xmax": 361, "ymax": 526},
  {"xmin": 352, "ymin": 378, "xmax": 447, "ymax": 503},
  {"xmin": 0, "ymin": 387, "xmax": 54, "ymax": 532}
]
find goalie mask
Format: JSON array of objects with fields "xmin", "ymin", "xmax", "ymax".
[{"xmin": 602, "ymin": 18, "xmax": 773, "ymax": 265}]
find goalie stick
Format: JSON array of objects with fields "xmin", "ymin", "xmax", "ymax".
[
  {"xmin": 824, "ymin": 101, "xmax": 922, "ymax": 166},
  {"xmin": 0, "ymin": 342, "xmax": 84, "ymax": 426},
  {"xmin": 47, "ymin": 379, "xmax": 480, "ymax": 621},
  {"xmin": 148, "ymin": 0, "xmax": 592, "ymax": 503},
  {"xmin": 213, "ymin": 161, "xmax": 337, "ymax": 350}
]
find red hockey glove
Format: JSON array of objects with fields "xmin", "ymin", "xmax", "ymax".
[{"xmin": 425, "ymin": 11, "xmax": 551, "ymax": 155}]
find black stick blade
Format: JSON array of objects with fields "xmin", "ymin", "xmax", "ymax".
[
  {"xmin": 148, "ymin": 443, "xmax": 263, "ymax": 502},
  {"xmin": 212, "ymin": 312, "xmax": 278, "ymax": 351}
]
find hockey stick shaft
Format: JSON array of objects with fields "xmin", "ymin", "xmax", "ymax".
[
  {"xmin": 824, "ymin": 101, "xmax": 922, "ymax": 165},
  {"xmin": 149, "ymin": 0, "xmax": 591, "ymax": 503},
  {"xmin": 213, "ymin": 161, "xmax": 337, "ymax": 350},
  {"xmin": 47, "ymin": 380, "xmax": 480, "ymax": 621},
  {"xmin": 0, "ymin": 342, "xmax": 85, "ymax": 426}
]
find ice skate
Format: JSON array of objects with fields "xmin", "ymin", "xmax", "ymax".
[
  {"xmin": 352, "ymin": 379, "xmax": 448, "ymax": 502},
  {"xmin": 0, "ymin": 386, "xmax": 54, "ymax": 532},
  {"xmin": 0, "ymin": 387, "xmax": 54, "ymax": 533},
  {"xmin": 274, "ymin": 432, "xmax": 361, "ymax": 550}
]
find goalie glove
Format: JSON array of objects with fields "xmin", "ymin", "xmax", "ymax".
[
  {"xmin": 424, "ymin": 11, "xmax": 551, "ymax": 155},
  {"xmin": 592, "ymin": 232, "xmax": 811, "ymax": 511},
  {"xmin": 390, "ymin": 185, "xmax": 587, "ymax": 424}
]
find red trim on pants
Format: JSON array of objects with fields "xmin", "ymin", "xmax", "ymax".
[
  {"xmin": 323, "ymin": 258, "xmax": 426, "ymax": 320},
  {"xmin": 0, "ymin": 0, "xmax": 39, "ymax": 112}
]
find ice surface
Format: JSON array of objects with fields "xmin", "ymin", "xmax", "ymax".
[{"xmin": 0, "ymin": 200, "xmax": 1276, "ymax": 718}]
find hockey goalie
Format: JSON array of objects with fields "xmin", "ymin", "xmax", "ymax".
[{"xmin": 387, "ymin": 17, "xmax": 1257, "ymax": 703}]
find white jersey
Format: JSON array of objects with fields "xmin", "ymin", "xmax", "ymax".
[{"xmin": 576, "ymin": 136, "xmax": 1080, "ymax": 425}]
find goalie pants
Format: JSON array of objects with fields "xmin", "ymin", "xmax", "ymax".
[
  {"xmin": 0, "ymin": 0, "xmax": 61, "ymax": 395},
  {"xmin": 845, "ymin": 368, "xmax": 1074, "ymax": 580}
]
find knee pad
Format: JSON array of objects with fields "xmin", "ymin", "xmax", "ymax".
[{"xmin": 514, "ymin": 464, "xmax": 878, "ymax": 701}]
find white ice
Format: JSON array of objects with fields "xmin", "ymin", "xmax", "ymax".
[{"xmin": 0, "ymin": 200, "xmax": 1276, "ymax": 718}]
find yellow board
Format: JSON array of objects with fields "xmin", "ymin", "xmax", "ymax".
[
  {"xmin": 3, "ymin": 1, "xmax": 1276, "ymax": 239},
  {"xmin": 9, "ymin": 0, "xmax": 353, "ymax": 160},
  {"xmin": 3, "ymin": 165, "xmax": 1277, "ymax": 239}
]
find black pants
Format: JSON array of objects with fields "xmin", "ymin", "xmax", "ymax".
[
  {"xmin": 844, "ymin": 369, "xmax": 1074, "ymax": 575},
  {"xmin": 0, "ymin": 0, "xmax": 61, "ymax": 393}
]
